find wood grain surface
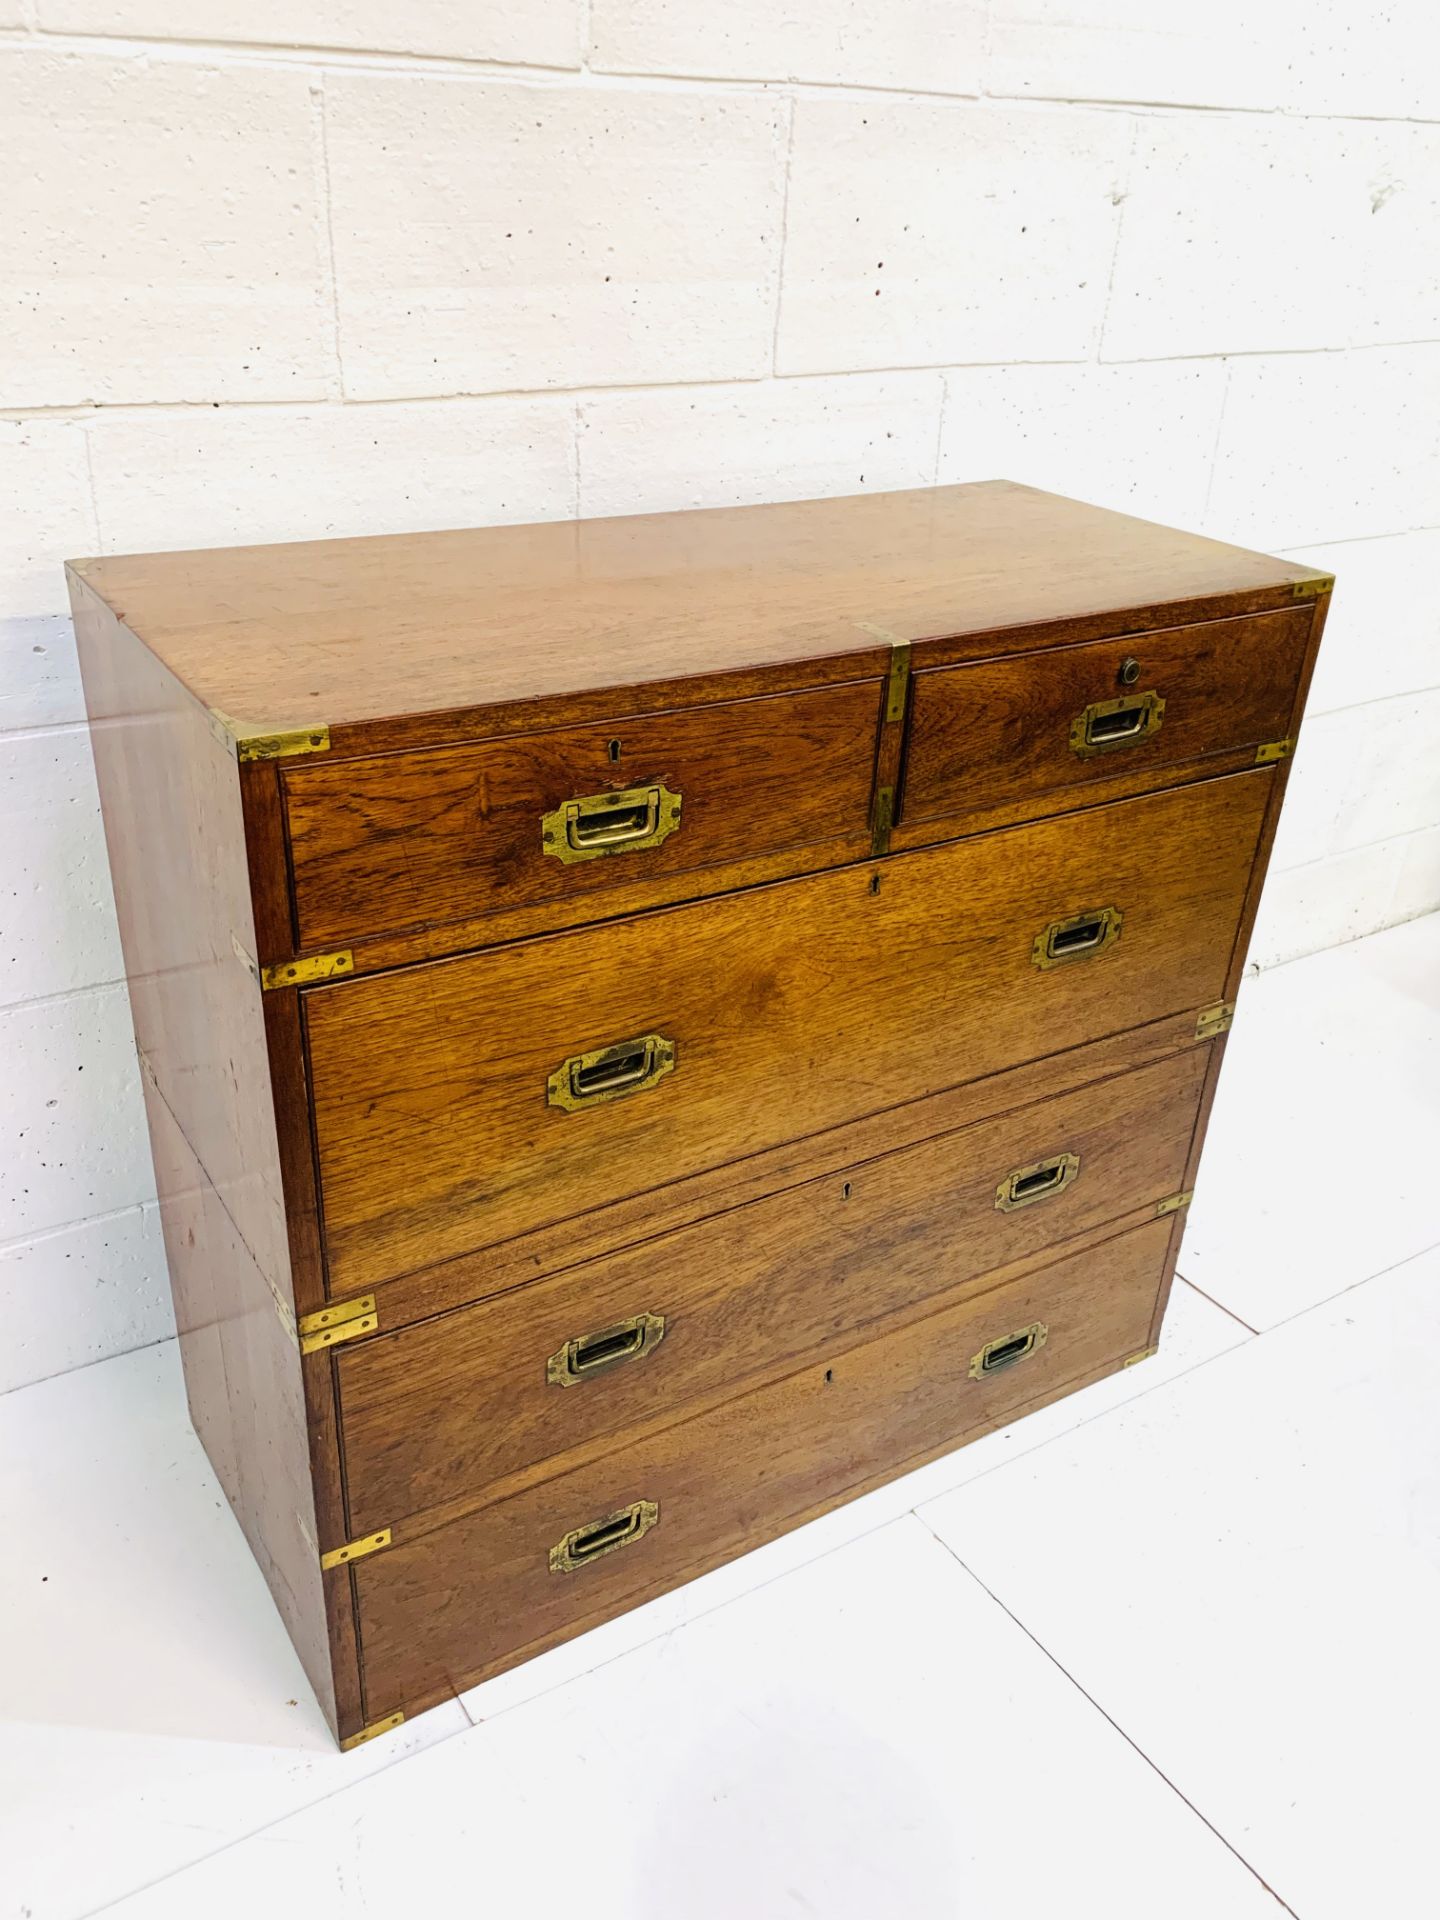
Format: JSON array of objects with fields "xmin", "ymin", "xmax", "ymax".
[
  {"xmin": 902, "ymin": 604, "xmax": 1310, "ymax": 835},
  {"xmin": 68, "ymin": 482, "xmax": 1330, "ymax": 1749},
  {"xmin": 305, "ymin": 771, "xmax": 1271, "ymax": 1294},
  {"xmin": 284, "ymin": 677, "xmax": 882, "ymax": 947},
  {"xmin": 68, "ymin": 481, "xmax": 1321, "ymax": 749},
  {"xmin": 336, "ymin": 1049, "xmax": 1204, "ymax": 1532},
  {"xmin": 353, "ymin": 1215, "xmax": 1170, "ymax": 1716}
]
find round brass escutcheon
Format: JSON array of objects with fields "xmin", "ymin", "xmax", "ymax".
[{"xmin": 1117, "ymin": 655, "xmax": 1142, "ymax": 686}]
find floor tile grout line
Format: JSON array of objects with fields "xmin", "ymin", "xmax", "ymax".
[
  {"xmin": 1172, "ymin": 1271, "xmax": 1259, "ymax": 1335},
  {"xmin": 1251, "ymin": 1234, "xmax": 1440, "ymax": 1339},
  {"xmin": 77, "ymin": 1714, "xmax": 480, "ymax": 1920},
  {"xmin": 455, "ymin": 1321, "xmax": 1262, "ymax": 1732},
  {"xmin": 917, "ymin": 1521, "xmax": 1304, "ymax": 1919},
  {"xmin": 896, "ymin": 1300, "xmax": 1260, "ymax": 1503}
]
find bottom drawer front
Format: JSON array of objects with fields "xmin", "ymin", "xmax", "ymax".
[
  {"xmin": 337, "ymin": 1048, "xmax": 1205, "ymax": 1532},
  {"xmin": 355, "ymin": 1215, "xmax": 1170, "ymax": 1717}
]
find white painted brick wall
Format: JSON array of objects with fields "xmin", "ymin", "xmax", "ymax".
[{"xmin": 1, "ymin": 10, "xmax": 1437, "ymax": 1392}]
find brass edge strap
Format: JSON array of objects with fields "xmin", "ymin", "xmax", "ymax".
[
  {"xmin": 1196, "ymin": 999, "xmax": 1235, "ymax": 1040},
  {"xmin": 299, "ymin": 1293, "xmax": 378, "ymax": 1355},
  {"xmin": 1290, "ymin": 576, "xmax": 1335, "ymax": 600},
  {"xmin": 1155, "ymin": 1189, "xmax": 1195, "ymax": 1217},
  {"xmin": 1122, "ymin": 1346, "xmax": 1159, "ymax": 1368},
  {"xmin": 1255, "ymin": 737, "xmax": 1295, "ymax": 765},
  {"xmin": 883, "ymin": 641, "xmax": 912, "ymax": 725},
  {"xmin": 340, "ymin": 1711, "xmax": 404, "ymax": 1752},
  {"xmin": 261, "ymin": 950, "xmax": 355, "ymax": 990},
  {"xmin": 321, "ymin": 1528, "xmax": 392, "ymax": 1571}
]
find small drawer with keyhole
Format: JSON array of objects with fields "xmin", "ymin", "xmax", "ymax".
[
  {"xmin": 897, "ymin": 604, "xmax": 1312, "ymax": 845},
  {"xmin": 282, "ymin": 678, "xmax": 881, "ymax": 952}
]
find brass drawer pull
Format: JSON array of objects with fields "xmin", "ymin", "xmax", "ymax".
[
  {"xmin": 1032, "ymin": 905, "xmax": 1123, "ymax": 970},
  {"xmin": 969, "ymin": 1321, "xmax": 1049, "ymax": 1380},
  {"xmin": 1070, "ymin": 691, "xmax": 1164, "ymax": 757},
  {"xmin": 546, "ymin": 1033, "xmax": 676, "ymax": 1112},
  {"xmin": 995, "ymin": 1152, "xmax": 1080, "ymax": 1212},
  {"xmin": 547, "ymin": 1312, "xmax": 667, "ymax": 1387},
  {"xmin": 541, "ymin": 782, "xmax": 682, "ymax": 865},
  {"xmin": 549, "ymin": 1499, "xmax": 659, "ymax": 1574}
]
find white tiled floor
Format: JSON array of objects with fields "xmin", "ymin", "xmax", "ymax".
[{"xmin": 4, "ymin": 912, "xmax": 1438, "ymax": 1920}]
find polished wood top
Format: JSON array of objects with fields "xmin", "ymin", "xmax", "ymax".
[{"xmin": 68, "ymin": 480, "xmax": 1316, "ymax": 744}]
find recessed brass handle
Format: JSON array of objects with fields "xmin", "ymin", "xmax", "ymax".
[
  {"xmin": 1070, "ymin": 691, "xmax": 1165, "ymax": 758},
  {"xmin": 547, "ymin": 1312, "xmax": 667, "ymax": 1387},
  {"xmin": 969, "ymin": 1321, "xmax": 1048, "ymax": 1380},
  {"xmin": 995, "ymin": 1152, "xmax": 1080, "ymax": 1212},
  {"xmin": 541, "ymin": 782, "xmax": 682, "ymax": 865},
  {"xmin": 546, "ymin": 1033, "xmax": 676, "ymax": 1113},
  {"xmin": 1032, "ymin": 906, "xmax": 1123, "ymax": 970},
  {"xmin": 549, "ymin": 1499, "xmax": 659, "ymax": 1574}
]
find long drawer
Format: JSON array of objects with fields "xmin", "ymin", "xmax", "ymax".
[
  {"xmin": 305, "ymin": 771, "xmax": 1268, "ymax": 1295},
  {"xmin": 353, "ymin": 1215, "xmax": 1171, "ymax": 1717},
  {"xmin": 336, "ymin": 1048, "xmax": 1205, "ymax": 1532}
]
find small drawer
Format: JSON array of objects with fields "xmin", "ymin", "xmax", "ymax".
[
  {"xmin": 351, "ymin": 1215, "xmax": 1171, "ymax": 1718},
  {"xmin": 305, "ymin": 770, "xmax": 1267, "ymax": 1295},
  {"xmin": 899, "ymin": 606, "xmax": 1309, "ymax": 841},
  {"xmin": 282, "ymin": 679, "xmax": 882, "ymax": 947},
  {"xmin": 335, "ymin": 1049, "xmax": 1205, "ymax": 1532}
]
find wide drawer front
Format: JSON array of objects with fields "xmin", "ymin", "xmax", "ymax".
[
  {"xmin": 900, "ymin": 606, "xmax": 1308, "ymax": 841},
  {"xmin": 353, "ymin": 1215, "xmax": 1171, "ymax": 1717},
  {"xmin": 306, "ymin": 771, "xmax": 1267, "ymax": 1295},
  {"xmin": 283, "ymin": 678, "xmax": 882, "ymax": 947},
  {"xmin": 336, "ymin": 1048, "xmax": 1205, "ymax": 1533}
]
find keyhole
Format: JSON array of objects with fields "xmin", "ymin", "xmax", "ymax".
[
  {"xmin": 607, "ymin": 737, "xmax": 621, "ymax": 762},
  {"xmin": 824, "ymin": 1369, "xmax": 834, "ymax": 1384},
  {"xmin": 869, "ymin": 873, "xmax": 881, "ymax": 896},
  {"xmin": 1117, "ymin": 656, "xmax": 1141, "ymax": 687},
  {"xmin": 841, "ymin": 1181, "xmax": 852, "ymax": 1200}
]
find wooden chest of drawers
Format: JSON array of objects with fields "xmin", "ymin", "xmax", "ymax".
[{"xmin": 69, "ymin": 480, "xmax": 1331, "ymax": 1749}]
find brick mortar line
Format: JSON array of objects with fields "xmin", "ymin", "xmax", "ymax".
[
  {"xmin": 0, "ymin": 1194, "xmax": 156, "ymax": 1262},
  {"xmin": 5, "ymin": 336, "xmax": 1440, "ymax": 426},
  {"xmin": 1, "ymin": 28, "xmax": 1438, "ymax": 129},
  {"xmin": 767, "ymin": 95, "xmax": 798, "ymax": 379},
  {"xmin": 315, "ymin": 81, "xmax": 347, "ymax": 400},
  {"xmin": 1271, "ymin": 814, "xmax": 1440, "ymax": 876},
  {"xmin": 0, "ymin": 973, "xmax": 131, "ymax": 1019}
]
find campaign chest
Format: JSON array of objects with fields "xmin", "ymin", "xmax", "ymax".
[{"xmin": 69, "ymin": 480, "xmax": 1332, "ymax": 1749}]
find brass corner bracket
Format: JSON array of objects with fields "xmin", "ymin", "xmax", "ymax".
[
  {"xmin": 1155, "ymin": 1189, "xmax": 1195, "ymax": 1217},
  {"xmin": 208, "ymin": 710, "xmax": 332, "ymax": 763},
  {"xmin": 1122, "ymin": 1345, "xmax": 1159, "ymax": 1368},
  {"xmin": 1290, "ymin": 576, "xmax": 1335, "ymax": 600},
  {"xmin": 341, "ymin": 1711, "xmax": 404, "ymax": 1752}
]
